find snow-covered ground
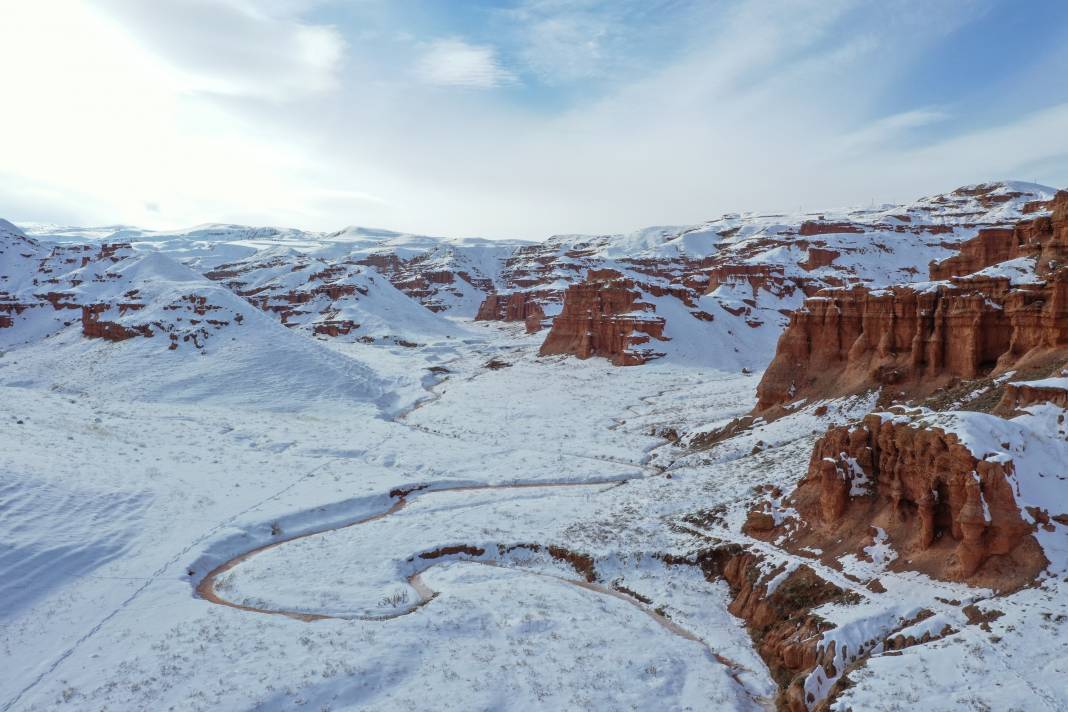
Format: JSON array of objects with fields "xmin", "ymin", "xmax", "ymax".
[
  {"xmin": 4, "ymin": 179, "xmax": 1067, "ymax": 711},
  {"xmin": 1, "ymin": 320, "xmax": 776, "ymax": 711},
  {"xmin": 4, "ymin": 313, "xmax": 1066, "ymax": 711}
]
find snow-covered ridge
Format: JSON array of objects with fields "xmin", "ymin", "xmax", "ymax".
[
  {"xmin": 11, "ymin": 180, "xmax": 1058, "ymax": 372},
  {"xmin": 0, "ymin": 241, "xmax": 386, "ymax": 410}
]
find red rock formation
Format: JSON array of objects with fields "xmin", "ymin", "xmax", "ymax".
[
  {"xmin": 98, "ymin": 243, "xmax": 132, "ymax": 261},
  {"xmin": 930, "ymin": 190, "xmax": 1068, "ymax": 280},
  {"xmin": 311, "ymin": 283, "xmax": 358, "ymax": 301},
  {"xmin": 928, "ymin": 228, "xmax": 1016, "ymax": 280},
  {"xmin": 0, "ymin": 301, "xmax": 37, "ymax": 328},
  {"xmin": 706, "ymin": 265, "xmax": 790, "ymax": 295},
  {"xmin": 81, "ymin": 305, "xmax": 153, "ymax": 341},
  {"xmin": 994, "ymin": 379, "xmax": 1068, "ymax": 414},
  {"xmin": 757, "ymin": 193, "xmax": 1068, "ymax": 411},
  {"xmin": 313, "ymin": 320, "xmax": 358, "ymax": 337},
  {"xmin": 790, "ymin": 414, "xmax": 1043, "ymax": 583},
  {"xmin": 538, "ymin": 270, "xmax": 666, "ymax": 365},
  {"xmin": 39, "ymin": 292, "xmax": 80, "ymax": 310},
  {"xmin": 799, "ymin": 220, "xmax": 865, "ymax": 236},
  {"xmin": 663, "ymin": 547, "xmax": 850, "ymax": 712},
  {"xmin": 800, "ymin": 247, "xmax": 841, "ymax": 271},
  {"xmin": 475, "ymin": 292, "xmax": 547, "ymax": 332}
]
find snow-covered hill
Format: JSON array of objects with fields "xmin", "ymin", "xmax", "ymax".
[
  {"xmin": 24, "ymin": 222, "xmax": 532, "ymax": 316},
  {"xmin": 0, "ymin": 240, "xmax": 385, "ymax": 410},
  {"xmin": 18, "ymin": 181, "xmax": 1058, "ymax": 372}
]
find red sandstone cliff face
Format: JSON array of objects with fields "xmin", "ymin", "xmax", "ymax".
[
  {"xmin": 930, "ymin": 190, "xmax": 1068, "ymax": 280},
  {"xmin": 788, "ymin": 414, "xmax": 1043, "ymax": 585},
  {"xmin": 538, "ymin": 270, "xmax": 667, "ymax": 365},
  {"xmin": 799, "ymin": 221, "xmax": 864, "ymax": 236},
  {"xmin": 928, "ymin": 228, "xmax": 1017, "ymax": 280},
  {"xmin": 475, "ymin": 292, "xmax": 547, "ymax": 333},
  {"xmin": 757, "ymin": 192, "xmax": 1068, "ymax": 411}
]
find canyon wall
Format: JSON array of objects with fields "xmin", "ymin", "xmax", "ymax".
[
  {"xmin": 930, "ymin": 190, "xmax": 1068, "ymax": 280},
  {"xmin": 757, "ymin": 192, "xmax": 1068, "ymax": 411}
]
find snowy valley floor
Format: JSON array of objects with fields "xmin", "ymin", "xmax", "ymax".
[{"xmin": 2, "ymin": 321, "xmax": 1066, "ymax": 711}]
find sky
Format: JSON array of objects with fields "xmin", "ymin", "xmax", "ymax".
[{"xmin": 1, "ymin": 0, "xmax": 1067, "ymax": 240}]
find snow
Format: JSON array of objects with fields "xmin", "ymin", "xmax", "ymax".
[
  {"xmin": 1, "ymin": 326, "xmax": 787, "ymax": 711},
  {"xmin": 966, "ymin": 256, "xmax": 1043, "ymax": 285},
  {"xmin": 1010, "ymin": 376, "xmax": 1068, "ymax": 390},
  {"xmin": 4, "ymin": 180, "xmax": 1067, "ymax": 712},
  {"xmin": 1, "ymin": 250, "xmax": 388, "ymax": 411}
]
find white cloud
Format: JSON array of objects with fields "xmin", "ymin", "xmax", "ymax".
[
  {"xmin": 0, "ymin": 0, "xmax": 1065, "ymax": 240},
  {"xmin": 415, "ymin": 39, "xmax": 516, "ymax": 89},
  {"xmin": 0, "ymin": 1, "xmax": 355, "ymax": 228},
  {"xmin": 509, "ymin": 4, "xmax": 614, "ymax": 83},
  {"xmin": 836, "ymin": 108, "xmax": 951, "ymax": 155},
  {"xmin": 88, "ymin": 0, "xmax": 345, "ymax": 100}
]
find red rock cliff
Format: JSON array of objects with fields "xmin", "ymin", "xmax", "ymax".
[
  {"xmin": 475, "ymin": 292, "xmax": 547, "ymax": 333},
  {"xmin": 538, "ymin": 270, "xmax": 667, "ymax": 366},
  {"xmin": 790, "ymin": 413, "xmax": 1043, "ymax": 584},
  {"xmin": 930, "ymin": 190, "xmax": 1068, "ymax": 280},
  {"xmin": 757, "ymin": 192, "xmax": 1068, "ymax": 411}
]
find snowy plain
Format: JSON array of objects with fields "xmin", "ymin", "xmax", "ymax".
[
  {"xmin": 1, "ymin": 317, "xmax": 783, "ymax": 711},
  {"xmin": 4, "ymin": 308, "xmax": 1067, "ymax": 711}
]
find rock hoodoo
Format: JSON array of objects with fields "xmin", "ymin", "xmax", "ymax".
[{"xmin": 790, "ymin": 413, "xmax": 1044, "ymax": 584}]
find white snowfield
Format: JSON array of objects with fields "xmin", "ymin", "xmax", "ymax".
[{"xmin": 2, "ymin": 182, "xmax": 1067, "ymax": 712}]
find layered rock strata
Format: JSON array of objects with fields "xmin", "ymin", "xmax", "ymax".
[
  {"xmin": 475, "ymin": 291, "xmax": 547, "ymax": 333},
  {"xmin": 757, "ymin": 191, "xmax": 1068, "ymax": 410},
  {"xmin": 538, "ymin": 270, "xmax": 667, "ymax": 365},
  {"xmin": 790, "ymin": 414, "xmax": 1043, "ymax": 584}
]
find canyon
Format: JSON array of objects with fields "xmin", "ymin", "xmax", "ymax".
[{"xmin": 3, "ymin": 180, "xmax": 1066, "ymax": 712}]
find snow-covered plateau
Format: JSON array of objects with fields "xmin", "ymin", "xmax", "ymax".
[{"xmin": 2, "ymin": 182, "xmax": 1067, "ymax": 712}]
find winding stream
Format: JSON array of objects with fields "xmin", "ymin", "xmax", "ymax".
[
  {"xmin": 194, "ymin": 477, "xmax": 772, "ymax": 709},
  {"xmin": 193, "ymin": 358, "xmax": 773, "ymax": 709}
]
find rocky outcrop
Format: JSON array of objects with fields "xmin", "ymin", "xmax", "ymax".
[
  {"xmin": 0, "ymin": 302, "xmax": 37, "ymax": 328},
  {"xmin": 799, "ymin": 220, "xmax": 864, "ymax": 236},
  {"xmin": 756, "ymin": 281, "xmax": 1010, "ymax": 409},
  {"xmin": 994, "ymin": 379, "xmax": 1068, "ymax": 414},
  {"xmin": 930, "ymin": 190, "xmax": 1068, "ymax": 280},
  {"xmin": 790, "ymin": 414, "xmax": 1043, "ymax": 584},
  {"xmin": 663, "ymin": 547, "xmax": 853, "ymax": 712},
  {"xmin": 704, "ymin": 264, "xmax": 810, "ymax": 298},
  {"xmin": 313, "ymin": 320, "xmax": 358, "ymax": 337},
  {"xmin": 800, "ymin": 247, "xmax": 841, "ymax": 271},
  {"xmin": 538, "ymin": 270, "xmax": 666, "ymax": 365},
  {"xmin": 81, "ymin": 304, "xmax": 153, "ymax": 341},
  {"xmin": 475, "ymin": 292, "xmax": 547, "ymax": 333},
  {"xmin": 757, "ymin": 192, "xmax": 1068, "ymax": 411},
  {"xmin": 928, "ymin": 227, "xmax": 1017, "ymax": 280}
]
